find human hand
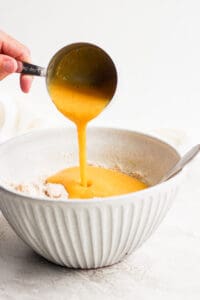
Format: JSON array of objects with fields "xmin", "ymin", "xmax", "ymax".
[{"xmin": 0, "ymin": 30, "xmax": 32, "ymax": 93}]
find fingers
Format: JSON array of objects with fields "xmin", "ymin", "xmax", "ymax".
[
  {"xmin": 0, "ymin": 30, "xmax": 33, "ymax": 92},
  {"xmin": 0, "ymin": 30, "xmax": 30, "ymax": 62},
  {"xmin": 0, "ymin": 54, "xmax": 18, "ymax": 80},
  {"xmin": 20, "ymin": 74, "xmax": 33, "ymax": 93}
]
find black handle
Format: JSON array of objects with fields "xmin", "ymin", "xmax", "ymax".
[{"xmin": 18, "ymin": 62, "xmax": 46, "ymax": 77}]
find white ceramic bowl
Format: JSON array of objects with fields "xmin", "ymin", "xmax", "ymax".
[{"xmin": 0, "ymin": 127, "xmax": 183, "ymax": 269}]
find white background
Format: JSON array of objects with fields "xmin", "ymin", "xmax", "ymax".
[
  {"xmin": 1, "ymin": 1, "xmax": 200, "ymax": 299},
  {"xmin": 1, "ymin": 0, "xmax": 200, "ymax": 137}
]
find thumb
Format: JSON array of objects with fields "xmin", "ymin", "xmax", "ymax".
[{"xmin": 0, "ymin": 54, "xmax": 18, "ymax": 80}]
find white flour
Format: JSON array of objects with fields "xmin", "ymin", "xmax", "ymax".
[{"xmin": 2, "ymin": 179, "xmax": 68, "ymax": 200}]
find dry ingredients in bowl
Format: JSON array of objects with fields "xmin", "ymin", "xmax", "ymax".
[
  {"xmin": 1, "ymin": 178, "xmax": 69, "ymax": 200},
  {"xmin": 0, "ymin": 166, "xmax": 147, "ymax": 200},
  {"xmin": 1, "ymin": 166, "xmax": 147, "ymax": 200}
]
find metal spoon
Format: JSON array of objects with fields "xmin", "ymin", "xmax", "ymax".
[
  {"xmin": 159, "ymin": 144, "xmax": 200, "ymax": 183},
  {"xmin": 17, "ymin": 42, "xmax": 117, "ymax": 101}
]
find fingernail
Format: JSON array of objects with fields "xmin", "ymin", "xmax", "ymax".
[{"xmin": 3, "ymin": 60, "xmax": 15, "ymax": 73}]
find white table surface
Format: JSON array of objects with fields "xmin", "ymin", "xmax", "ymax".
[{"xmin": 1, "ymin": 0, "xmax": 200, "ymax": 299}]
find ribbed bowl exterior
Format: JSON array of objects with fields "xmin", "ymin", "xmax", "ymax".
[{"xmin": 0, "ymin": 180, "xmax": 179, "ymax": 269}]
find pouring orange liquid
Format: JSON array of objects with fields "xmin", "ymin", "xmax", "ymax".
[{"xmin": 46, "ymin": 44, "xmax": 147, "ymax": 198}]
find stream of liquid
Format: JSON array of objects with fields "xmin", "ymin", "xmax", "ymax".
[
  {"xmin": 46, "ymin": 46, "xmax": 147, "ymax": 198},
  {"xmin": 47, "ymin": 80, "xmax": 109, "ymax": 187}
]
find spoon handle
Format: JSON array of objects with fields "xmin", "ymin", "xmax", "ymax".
[
  {"xmin": 160, "ymin": 144, "xmax": 200, "ymax": 183},
  {"xmin": 17, "ymin": 61, "xmax": 46, "ymax": 77}
]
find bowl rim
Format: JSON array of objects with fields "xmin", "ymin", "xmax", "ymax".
[{"xmin": 0, "ymin": 126, "xmax": 183, "ymax": 204}]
